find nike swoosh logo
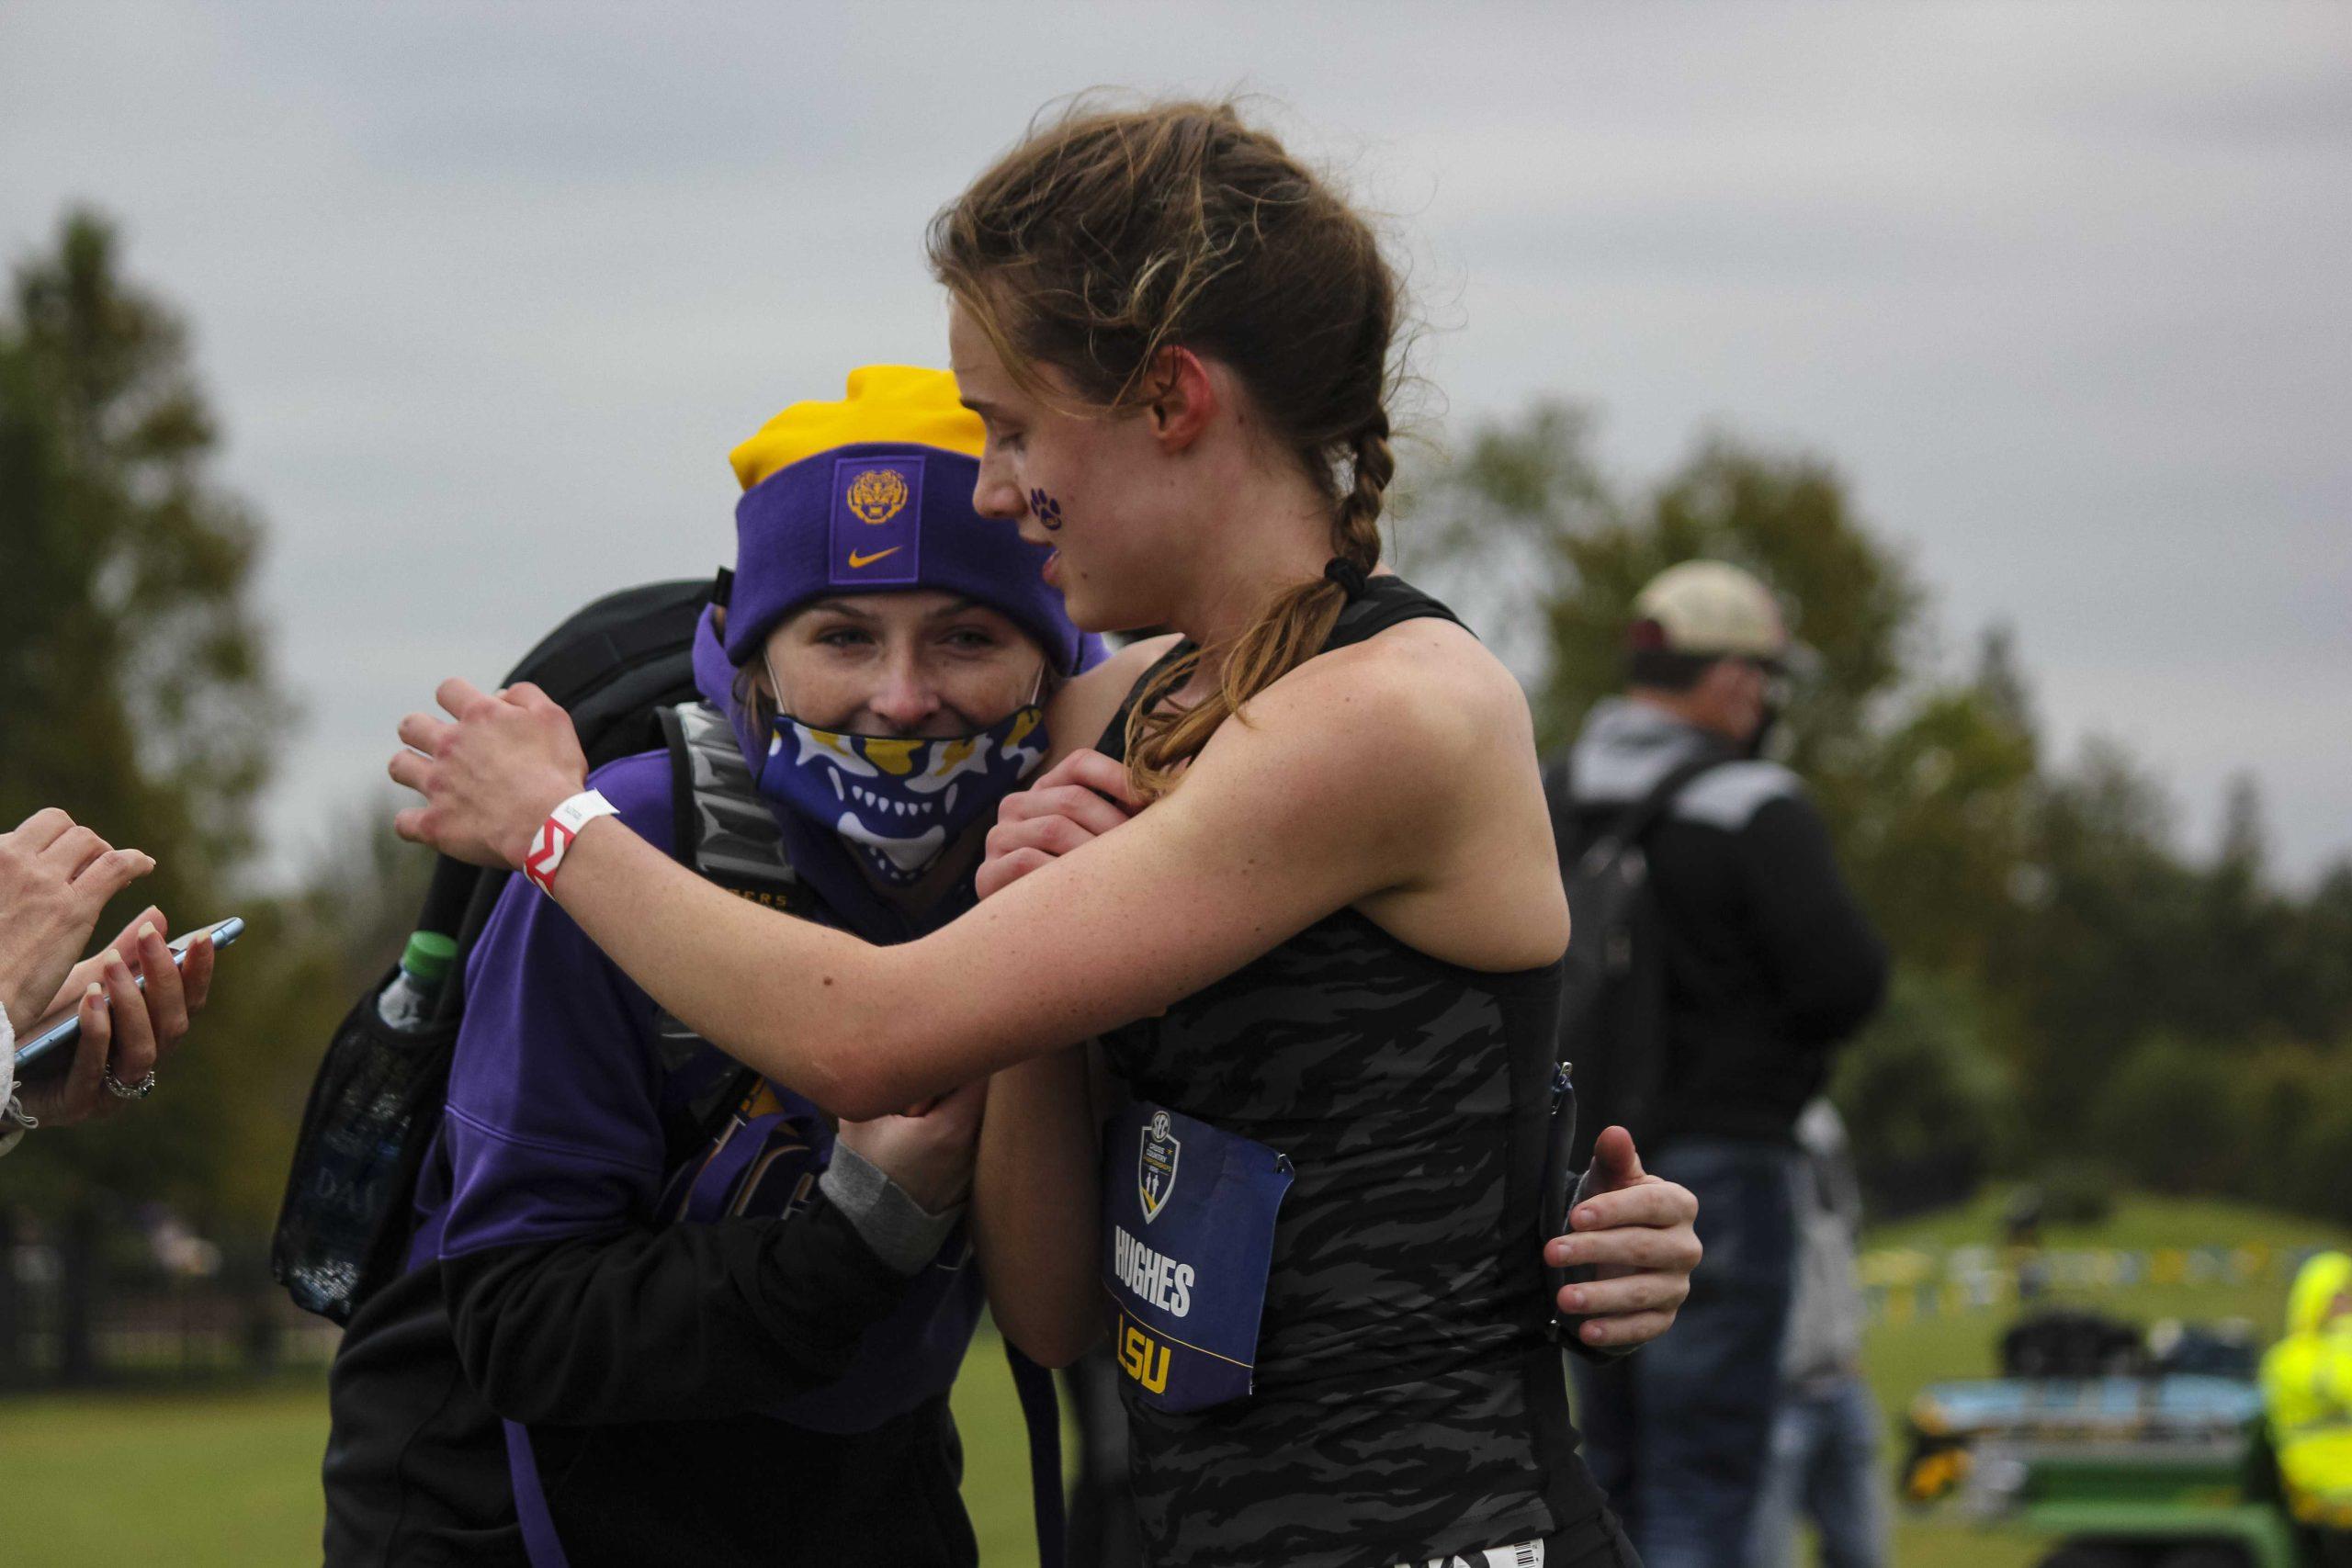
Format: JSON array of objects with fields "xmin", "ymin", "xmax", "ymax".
[{"xmin": 846, "ymin": 547, "xmax": 902, "ymax": 569}]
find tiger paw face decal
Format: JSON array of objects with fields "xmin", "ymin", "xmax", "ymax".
[{"xmin": 1029, "ymin": 488, "xmax": 1065, "ymax": 532}]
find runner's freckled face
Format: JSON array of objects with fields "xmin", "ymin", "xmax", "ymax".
[
  {"xmin": 752, "ymin": 590, "xmax": 1046, "ymax": 740},
  {"xmin": 951, "ymin": 303, "xmax": 1191, "ymax": 637}
]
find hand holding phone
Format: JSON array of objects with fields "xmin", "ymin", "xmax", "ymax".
[{"xmin": 13, "ymin": 917, "xmax": 243, "ymax": 1073}]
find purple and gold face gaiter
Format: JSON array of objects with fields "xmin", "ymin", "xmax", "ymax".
[{"xmin": 752, "ymin": 704, "xmax": 1049, "ymax": 885}]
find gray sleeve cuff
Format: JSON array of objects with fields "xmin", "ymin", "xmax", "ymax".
[{"xmin": 818, "ymin": 1143, "xmax": 963, "ymax": 1276}]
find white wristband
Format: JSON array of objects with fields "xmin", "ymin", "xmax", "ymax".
[
  {"xmin": 522, "ymin": 789, "xmax": 618, "ymax": 895},
  {"xmin": 0, "ymin": 1003, "xmax": 20, "ymax": 1158}
]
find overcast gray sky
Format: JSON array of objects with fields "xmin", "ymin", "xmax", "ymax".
[{"xmin": 5, "ymin": 2, "xmax": 2347, "ymax": 883}]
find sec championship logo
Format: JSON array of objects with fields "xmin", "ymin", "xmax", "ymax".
[{"xmin": 1138, "ymin": 1110, "xmax": 1181, "ymax": 1223}]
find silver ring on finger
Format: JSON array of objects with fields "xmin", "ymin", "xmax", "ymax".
[{"xmin": 103, "ymin": 1065, "xmax": 155, "ymax": 1100}]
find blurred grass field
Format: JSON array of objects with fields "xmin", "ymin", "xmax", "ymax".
[
  {"xmin": 0, "ymin": 1327, "xmax": 1064, "ymax": 1568},
  {"xmin": 6, "ymin": 1188, "xmax": 2345, "ymax": 1567}
]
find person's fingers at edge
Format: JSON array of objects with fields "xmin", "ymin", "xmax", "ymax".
[
  {"xmin": 1578, "ymin": 1308, "xmax": 1679, "ymax": 1348},
  {"xmin": 396, "ymin": 712, "xmax": 456, "ymax": 754},
  {"xmin": 63, "ymin": 982, "xmax": 114, "ymax": 1124},
  {"xmin": 1589, "ymin": 1125, "xmax": 1647, "ymax": 1188},
  {"xmin": 506, "ymin": 681, "xmax": 560, "ymax": 714},
  {"xmin": 1031, "ymin": 749, "xmax": 1102, "ymax": 787},
  {"xmin": 388, "ymin": 750, "xmax": 433, "ymax": 793},
  {"xmin": 435, "ymin": 676, "xmax": 492, "ymax": 719},
  {"xmin": 1060, "ymin": 791, "xmax": 1136, "ymax": 834},
  {"xmin": 974, "ymin": 846, "xmax": 1052, "ymax": 900},
  {"xmin": 1054, "ymin": 749, "xmax": 1148, "ymax": 810},
  {"xmin": 992, "ymin": 816, "xmax": 1088, "ymax": 858},
  {"xmin": 136, "ymin": 921, "xmax": 189, "ymax": 1043},
  {"xmin": 70, "ymin": 847, "xmax": 155, "ymax": 909},
  {"xmin": 1568, "ymin": 1180, "xmax": 1698, "ymax": 1235},
  {"xmin": 994, "ymin": 846, "xmax": 1055, "ymax": 881},
  {"xmin": 1547, "ymin": 1225, "xmax": 1696, "ymax": 1274},
  {"xmin": 13, "ymin": 807, "xmax": 75, "ymax": 850},
  {"xmin": 40, "ymin": 824, "xmax": 108, "ymax": 876},
  {"xmin": 100, "ymin": 954, "xmax": 158, "ymax": 1085},
  {"xmin": 44, "ymin": 953, "xmax": 108, "ymax": 1021},
  {"xmin": 1555, "ymin": 1271, "xmax": 1690, "ymax": 1319},
  {"xmin": 1030, "ymin": 748, "xmax": 1132, "ymax": 802},
  {"xmin": 116, "ymin": 905, "xmax": 167, "ymax": 955},
  {"xmin": 392, "ymin": 807, "xmax": 433, "ymax": 844},
  {"xmin": 1000, "ymin": 784, "xmax": 1131, "ymax": 836},
  {"xmin": 179, "ymin": 931, "xmax": 216, "ymax": 1013}
]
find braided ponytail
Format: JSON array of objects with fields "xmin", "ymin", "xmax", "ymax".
[{"xmin": 1336, "ymin": 407, "xmax": 1393, "ymax": 562}]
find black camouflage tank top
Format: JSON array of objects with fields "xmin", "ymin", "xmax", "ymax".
[{"xmin": 1095, "ymin": 577, "xmax": 1607, "ymax": 1568}]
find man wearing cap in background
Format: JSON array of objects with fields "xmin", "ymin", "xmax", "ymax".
[
  {"xmin": 1547, "ymin": 561, "xmax": 1890, "ymax": 1568},
  {"xmin": 324, "ymin": 367, "xmax": 1095, "ymax": 1567}
]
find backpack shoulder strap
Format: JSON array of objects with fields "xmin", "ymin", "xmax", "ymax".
[
  {"xmin": 1584, "ymin": 752, "xmax": 1732, "ymax": 862},
  {"xmin": 662, "ymin": 700, "xmax": 800, "ymax": 908},
  {"xmin": 1003, "ymin": 1342, "xmax": 1067, "ymax": 1568}
]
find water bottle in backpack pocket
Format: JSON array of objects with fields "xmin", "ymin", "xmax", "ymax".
[{"xmin": 272, "ymin": 932, "xmax": 461, "ymax": 1322}]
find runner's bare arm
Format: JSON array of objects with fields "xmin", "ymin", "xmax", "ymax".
[
  {"xmin": 394, "ymin": 632, "xmax": 1541, "ymax": 1119},
  {"xmin": 973, "ymin": 1045, "xmax": 1106, "ymax": 1364}
]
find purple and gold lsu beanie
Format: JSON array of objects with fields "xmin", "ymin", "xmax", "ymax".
[{"xmin": 723, "ymin": 366, "xmax": 1094, "ymax": 674}]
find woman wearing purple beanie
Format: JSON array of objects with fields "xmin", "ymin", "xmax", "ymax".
[{"xmin": 328, "ymin": 367, "xmax": 1093, "ymax": 1567}]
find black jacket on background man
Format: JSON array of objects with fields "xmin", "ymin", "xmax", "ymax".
[{"xmin": 1553, "ymin": 697, "xmax": 1889, "ymax": 1147}]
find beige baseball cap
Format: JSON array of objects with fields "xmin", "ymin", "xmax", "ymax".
[{"xmin": 1630, "ymin": 560, "xmax": 1789, "ymax": 662}]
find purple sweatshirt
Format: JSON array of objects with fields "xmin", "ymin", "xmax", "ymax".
[{"xmin": 323, "ymin": 633, "xmax": 988, "ymax": 1567}]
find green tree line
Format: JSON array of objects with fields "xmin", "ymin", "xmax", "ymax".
[{"xmin": 1399, "ymin": 403, "xmax": 2352, "ymax": 1224}]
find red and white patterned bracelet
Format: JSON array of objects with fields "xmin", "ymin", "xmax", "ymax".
[{"xmin": 523, "ymin": 789, "xmax": 618, "ymax": 894}]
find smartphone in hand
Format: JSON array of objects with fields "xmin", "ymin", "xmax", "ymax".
[{"xmin": 12, "ymin": 917, "xmax": 244, "ymax": 1073}]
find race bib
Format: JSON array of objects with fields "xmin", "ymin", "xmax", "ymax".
[
  {"xmin": 1099, "ymin": 1100, "xmax": 1294, "ymax": 1412},
  {"xmin": 1396, "ymin": 1546, "xmax": 1545, "ymax": 1568}
]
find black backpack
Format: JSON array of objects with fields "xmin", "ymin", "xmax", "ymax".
[{"xmin": 1542, "ymin": 749, "xmax": 1726, "ymax": 1171}]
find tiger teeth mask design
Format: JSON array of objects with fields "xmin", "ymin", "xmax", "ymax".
[{"xmin": 754, "ymin": 706, "xmax": 1049, "ymax": 885}]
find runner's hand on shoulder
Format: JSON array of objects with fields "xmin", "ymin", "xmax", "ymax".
[
  {"xmin": 977, "ymin": 749, "xmax": 1147, "ymax": 900},
  {"xmin": 835, "ymin": 1077, "xmax": 989, "ymax": 1213},
  {"xmin": 1544, "ymin": 1126, "xmax": 1703, "ymax": 1350}
]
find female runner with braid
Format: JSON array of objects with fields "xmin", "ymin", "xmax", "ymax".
[{"xmin": 391, "ymin": 100, "xmax": 1699, "ymax": 1568}]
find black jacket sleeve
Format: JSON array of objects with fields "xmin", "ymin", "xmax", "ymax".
[
  {"xmin": 441, "ymin": 1194, "xmax": 917, "ymax": 1427},
  {"xmin": 1736, "ymin": 793, "xmax": 1890, "ymax": 1046}
]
